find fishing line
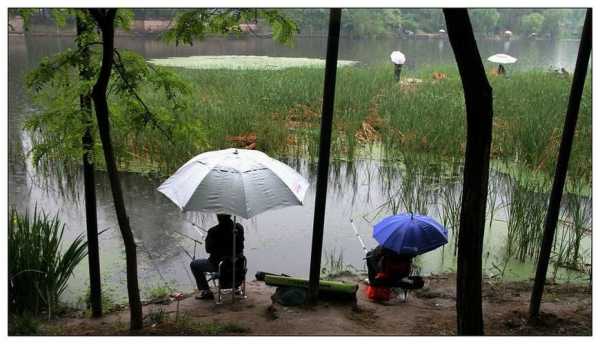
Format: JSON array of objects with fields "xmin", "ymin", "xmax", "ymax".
[
  {"xmin": 168, "ymin": 233, "xmax": 197, "ymax": 288},
  {"xmin": 137, "ymin": 238, "xmax": 169, "ymax": 287}
]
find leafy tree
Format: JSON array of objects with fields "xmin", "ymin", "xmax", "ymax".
[
  {"xmin": 340, "ymin": 9, "xmax": 402, "ymax": 37},
  {"xmin": 541, "ymin": 9, "xmax": 566, "ymax": 39},
  {"xmin": 469, "ymin": 9, "xmax": 499, "ymax": 35},
  {"xmin": 163, "ymin": 9, "xmax": 298, "ymax": 46},
  {"xmin": 22, "ymin": 6, "xmax": 297, "ymax": 330},
  {"xmin": 521, "ymin": 13, "xmax": 544, "ymax": 34}
]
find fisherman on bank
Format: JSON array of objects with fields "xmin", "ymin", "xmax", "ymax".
[{"xmin": 190, "ymin": 214, "xmax": 245, "ymax": 300}]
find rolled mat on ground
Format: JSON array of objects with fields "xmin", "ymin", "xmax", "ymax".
[{"xmin": 255, "ymin": 271, "xmax": 358, "ymax": 304}]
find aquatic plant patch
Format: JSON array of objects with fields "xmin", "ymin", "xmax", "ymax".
[{"xmin": 148, "ymin": 55, "xmax": 359, "ymax": 70}]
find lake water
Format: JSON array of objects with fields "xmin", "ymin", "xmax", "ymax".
[{"xmin": 8, "ymin": 35, "xmax": 590, "ymax": 305}]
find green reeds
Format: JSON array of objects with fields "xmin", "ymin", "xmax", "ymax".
[
  {"xmin": 321, "ymin": 248, "xmax": 357, "ymax": 278},
  {"xmin": 26, "ymin": 61, "xmax": 592, "ymax": 185},
  {"xmin": 8, "ymin": 207, "xmax": 87, "ymax": 318},
  {"xmin": 502, "ymin": 170, "xmax": 549, "ymax": 262},
  {"xmin": 437, "ymin": 173, "xmax": 462, "ymax": 256},
  {"xmin": 486, "ymin": 170, "xmax": 502, "ymax": 231},
  {"xmin": 552, "ymin": 180, "xmax": 591, "ymax": 271}
]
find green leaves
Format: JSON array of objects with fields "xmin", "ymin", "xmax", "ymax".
[
  {"xmin": 163, "ymin": 9, "xmax": 298, "ymax": 46},
  {"xmin": 9, "ymin": 207, "xmax": 88, "ymax": 317}
]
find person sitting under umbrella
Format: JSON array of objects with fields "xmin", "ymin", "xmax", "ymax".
[
  {"xmin": 366, "ymin": 245, "xmax": 413, "ymax": 285},
  {"xmin": 190, "ymin": 214, "xmax": 244, "ymax": 300}
]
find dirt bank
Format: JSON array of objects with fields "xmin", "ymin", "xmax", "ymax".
[{"xmin": 38, "ymin": 273, "xmax": 592, "ymax": 336}]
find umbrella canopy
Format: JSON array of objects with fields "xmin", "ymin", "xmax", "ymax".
[
  {"xmin": 390, "ymin": 51, "xmax": 406, "ymax": 65},
  {"xmin": 157, "ymin": 148, "xmax": 309, "ymax": 219},
  {"xmin": 487, "ymin": 53, "xmax": 518, "ymax": 64},
  {"xmin": 373, "ymin": 213, "xmax": 448, "ymax": 256}
]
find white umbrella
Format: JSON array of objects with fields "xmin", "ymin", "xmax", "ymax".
[
  {"xmin": 390, "ymin": 51, "xmax": 406, "ymax": 65},
  {"xmin": 158, "ymin": 148, "xmax": 309, "ymax": 219},
  {"xmin": 158, "ymin": 148, "xmax": 309, "ymax": 302},
  {"xmin": 487, "ymin": 53, "xmax": 518, "ymax": 64},
  {"xmin": 439, "ymin": 29, "xmax": 446, "ymax": 33}
]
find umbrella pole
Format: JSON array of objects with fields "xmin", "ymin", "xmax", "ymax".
[{"xmin": 232, "ymin": 216, "xmax": 237, "ymax": 304}]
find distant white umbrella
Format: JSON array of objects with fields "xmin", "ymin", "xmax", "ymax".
[
  {"xmin": 158, "ymin": 148, "xmax": 309, "ymax": 219},
  {"xmin": 439, "ymin": 29, "xmax": 446, "ymax": 33},
  {"xmin": 487, "ymin": 53, "xmax": 518, "ymax": 64},
  {"xmin": 504, "ymin": 30, "xmax": 513, "ymax": 36},
  {"xmin": 390, "ymin": 51, "xmax": 406, "ymax": 65}
]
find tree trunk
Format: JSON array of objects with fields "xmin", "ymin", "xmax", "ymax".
[
  {"xmin": 89, "ymin": 9, "xmax": 143, "ymax": 330},
  {"xmin": 307, "ymin": 8, "xmax": 342, "ymax": 305},
  {"xmin": 443, "ymin": 9, "xmax": 494, "ymax": 335},
  {"xmin": 529, "ymin": 8, "xmax": 592, "ymax": 319},
  {"xmin": 76, "ymin": 13, "xmax": 102, "ymax": 319}
]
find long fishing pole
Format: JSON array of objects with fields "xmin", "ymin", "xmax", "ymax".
[
  {"xmin": 174, "ymin": 230, "xmax": 204, "ymax": 260},
  {"xmin": 98, "ymin": 227, "xmax": 111, "ymax": 236},
  {"xmin": 185, "ymin": 219, "xmax": 208, "ymax": 237},
  {"xmin": 174, "ymin": 230, "xmax": 203, "ymax": 245},
  {"xmin": 137, "ymin": 239, "xmax": 169, "ymax": 287},
  {"xmin": 350, "ymin": 218, "xmax": 369, "ymax": 254}
]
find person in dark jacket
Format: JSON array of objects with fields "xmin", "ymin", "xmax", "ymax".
[
  {"xmin": 366, "ymin": 245, "xmax": 412, "ymax": 286},
  {"xmin": 190, "ymin": 214, "xmax": 244, "ymax": 300}
]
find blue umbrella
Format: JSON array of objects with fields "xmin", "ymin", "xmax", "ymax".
[{"xmin": 373, "ymin": 213, "xmax": 448, "ymax": 256}]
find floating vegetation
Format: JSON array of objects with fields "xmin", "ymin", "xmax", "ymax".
[{"xmin": 148, "ymin": 55, "xmax": 359, "ymax": 70}]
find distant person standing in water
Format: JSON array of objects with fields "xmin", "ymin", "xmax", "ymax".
[
  {"xmin": 190, "ymin": 214, "xmax": 244, "ymax": 300},
  {"xmin": 390, "ymin": 51, "xmax": 406, "ymax": 82}
]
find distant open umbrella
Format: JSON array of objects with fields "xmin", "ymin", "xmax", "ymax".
[
  {"xmin": 373, "ymin": 213, "xmax": 448, "ymax": 256},
  {"xmin": 488, "ymin": 53, "xmax": 517, "ymax": 75},
  {"xmin": 390, "ymin": 51, "xmax": 406, "ymax": 81},
  {"xmin": 487, "ymin": 53, "xmax": 518, "ymax": 64}
]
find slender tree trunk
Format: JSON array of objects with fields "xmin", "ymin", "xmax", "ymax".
[
  {"xmin": 307, "ymin": 8, "xmax": 342, "ymax": 305},
  {"xmin": 89, "ymin": 9, "xmax": 143, "ymax": 330},
  {"xmin": 444, "ymin": 9, "xmax": 494, "ymax": 335},
  {"xmin": 77, "ymin": 14, "xmax": 102, "ymax": 318},
  {"xmin": 529, "ymin": 8, "xmax": 592, "ymax": 319}
]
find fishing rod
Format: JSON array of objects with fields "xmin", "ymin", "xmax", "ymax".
[
  {"xmin": 349, "ymin": 218, "xmax": 369, "ymax": 255},
  {"xmin": 98, "ymin": 227, "xmax": 111, "ymax": 236},
  {"xmin": 136, "ymin": 239, "xmax": 169, "ymax": 286},
  {"xmin": 189, "ymin": 221, "xmax": 208, "ymax": 235},
  {"xmin": 174, "ymin": 230, "xmax": 204, "ymax": 261},
  {"xmin": 174, "ymin": 230, "xmax": 203, "ymax": 245}
]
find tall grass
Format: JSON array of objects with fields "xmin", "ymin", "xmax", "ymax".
[
  {"xmin": 8, "ymin": 207, "xmax": 87, "ymax": 318},
  {"xmin": 502, "ymin": 170, "xmax": 549, "ymax": 262},
  {"xmin": 436, "ymin": 163, "xmax": 463, "ymax": 256},
  {"xmin": 26, "ymin": 61, "xmax": 592, "ymax": 186},
  {"xmin": 553, "ymin": 180, "xmax": 592, "ymax": 271}
]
